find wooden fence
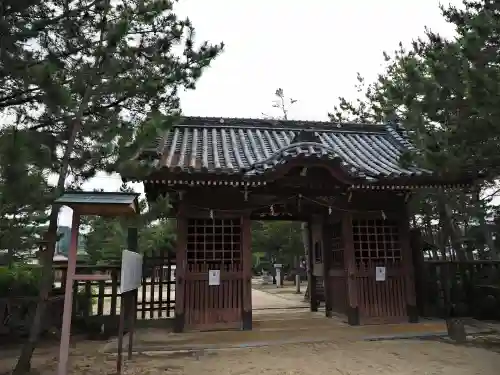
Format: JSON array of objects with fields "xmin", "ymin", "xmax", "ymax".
[{"xmin": 52, "ymin": 249, "xmax": 176, "ymax": 331}]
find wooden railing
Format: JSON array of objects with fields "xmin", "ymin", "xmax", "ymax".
[
  {"xmin": 52, "ymin": 264, "xmax": 122, "ymax": 332},
  {"xmin": 52, "ymin": 250, "xmax": 177, "ymax": 329}
]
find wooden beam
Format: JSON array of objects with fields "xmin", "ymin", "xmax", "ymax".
[
  {"xmin": 241, "ymin": 215, "xmax": 252, "ymax": 330},
  {"xmin": 307, "ymin": 220, "xmax": 318, "ymax": 312},
  {"xmin": 174, "ymin": 205, "xmax": 187, "ymax": 333},
  {"xmin": 322, "ymin": 219, "xmax": 334, "ymax": 317},
  {"xmin": 74, "ymin": 274, "xmax": 110, "ymax": 281},
  {"xmin": 342, "ymin": 212, "xmax": 359, "ymax": 325}
]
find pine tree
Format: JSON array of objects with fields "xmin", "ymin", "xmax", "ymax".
[
  {"xmin": 0, "ymin": 127, "xmax": 51, "ymax": 263},
  {"xmin": 1, "ymin": 1, "xmax": 223, "ymax": 372},
  {"xmin": 331, "ymin": 0, "xmax": 500, "ymax": 260}
]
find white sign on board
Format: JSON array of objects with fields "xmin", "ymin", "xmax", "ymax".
[
  {"xmin": 208, "ymin": 269, "xmax": 220, "ymax": 286},
  {"xmin": 375, "ymin": 266, "xmax": 386, "ymax": 282},
  {"xmin": 120, "ymin": 250, "xmax": 143, "ymax": 293}
]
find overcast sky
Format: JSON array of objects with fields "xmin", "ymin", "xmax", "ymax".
[{"xmin": 58, "ymin": 0, "xmax": 461, "ymax": 226}]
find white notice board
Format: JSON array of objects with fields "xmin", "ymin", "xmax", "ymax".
[
  {"xmin": 120, "ymin": 250, "xmax": 143, "ymax": 293},
  {"xmin": 209, "ymin": 269, "xmax": 220, "ymax": 286},
  {"xmin": 375, "ymin": 266, "xmax": 386, "ymax": 282}
]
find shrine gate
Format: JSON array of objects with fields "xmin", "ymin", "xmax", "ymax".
[{"xmin": 126, "ymin": 116, "xmax": 473, "ymax": 332}]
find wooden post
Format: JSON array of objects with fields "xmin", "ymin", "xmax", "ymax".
[
  {"xmin": 127, "ymin": 290, "xmax": 136, "ymax": 360},
  {"xmin": 57, "ymin": 212, "xmax": 80, "ymax": 375},
  {"xmin": 342, "ymin": 213, "xmax": 359, "ymax": 325},
  {"xmin": 322, "ymin": 219, "xmax": 333, "ymax": 317},
  {"xmin": 127, "ymin": 227, "xmax": 138, "ymax": 251},
  {"xmin": 174, "ymin": 208, "xmax": 187, "ymax": 333},
  {"xmin": 241, "ymin": 215, "xmax": 252, "ymax": 330},
  {"xmin": 307, "ymin": 220, "xmax": 318, "ymax": 312},
  {"xmin": 116, "ymin": 294, "xmax": 126, "ymax": 375},
  {"xmin": 295, "ymin": 274, "xmax": 301, "ymax": 294}
]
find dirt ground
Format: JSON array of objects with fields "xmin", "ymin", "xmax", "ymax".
[
  {"xmin": 1, "ymin": 337, "xmax": 500, "ymax": 375},
  {"xmin": 2, "ymin": 285, "xmax": 499, "ymax": 375}
]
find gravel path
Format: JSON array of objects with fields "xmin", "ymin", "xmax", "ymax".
[
  {"xmin": 3, "ymin": 338, "xmax": 498, "ymax": 375},
  {"xmin": 252, "ymin": 289, "xmax": 305, "ymax": 309},
  {"xmin": 169, "ymin": 340, "xmax": 500, "ymax": 375}
]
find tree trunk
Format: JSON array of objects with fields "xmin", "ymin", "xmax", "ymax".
[
  {"xmin": 437, "ymin": 193, "xmax": 467, "ymax": 261},
  {"xmin": 13, "ymin": 122, "xmax": 80, "ymax": 375},
  {"xmin": 14, "ymin": 6, "xmax": 117, "ymax": 371},
  {"xmin": 474, "ymin": 189, "xmax": 498, "ymax": 259}
]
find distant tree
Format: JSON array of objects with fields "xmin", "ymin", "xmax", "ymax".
[
  {"xmin": 262, "ymin": 88, "xmax": 297, "ymax": 120},
  {"xmin": 84, "ymin": 184, "xmax": 176, "ymax": 264},
  {"xmin": 255, "ymin": 88, "xmax": 307, "ymax": 277},
  {"xmin": 252, "ymin": 221, "xmax": 303, "ymax": 269}
]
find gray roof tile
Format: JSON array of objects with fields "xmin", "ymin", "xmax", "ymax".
[{"xmin": 149, "ymin": 117, "xmax": 432, "ymax": 180}]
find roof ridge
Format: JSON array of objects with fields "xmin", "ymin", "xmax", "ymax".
[{"xmin": 177, "ymin": 116, "xmax": 388, "ymax": 133}]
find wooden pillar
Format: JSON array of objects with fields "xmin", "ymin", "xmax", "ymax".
[
  {"xmin": 342, "ymin": 213, "xmax": 359, "ymax": 325},
  {"xmin": 57, "ymin": 211, "xmax": 81, "ymax": 375},
  {"xmin": 322, "ymin": 218, "xmax": 333, "ymax": 317},
  {"xmin": 241, "ymin": 215, "xmax": 252, "ymax": 330},
  {"xmin": 307, "ymin": 220, "xmax": 318, "ymax": 312},
  {"xmin": 173, "ymin": 208, "xmax": 187, "ymax": 332},
  {"xmin": 399, "ymin": 205, "xmax": 419, "ymax": 323}
]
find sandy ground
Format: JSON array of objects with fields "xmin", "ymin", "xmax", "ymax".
[
  {"xmin": 1, "ymin": 338, "xmax": 500, "ymax": 375},
  {"xmin": 3, "ymin": 281, "xmax": 496, "ymax": 374}
]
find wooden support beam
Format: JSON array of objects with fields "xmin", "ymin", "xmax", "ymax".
[
  {"xmin": 307, "ymin": 220, "xmax": 318, "ymax": 312},
  {"xmin": 241, "ymin": 215, "xmax": 252, "ymax": 330},
  {"xmin": 342, "ymin": 213, "xmax": 359, "ymax": 325},
  {"xmin": 322, "ymin": 219, "xmax": 333, "ymax": 317},
  {"xmin": 174, "ymin": 207, "xmax": 187, "ymax": 333},
  {"xmin": 74, "ymin": 274, "xmax": 110, "ymax": 281}
]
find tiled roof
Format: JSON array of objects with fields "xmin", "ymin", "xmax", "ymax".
[{"xmin": 146, "ymin": 117, "xmax": 432, "ymax": 181}]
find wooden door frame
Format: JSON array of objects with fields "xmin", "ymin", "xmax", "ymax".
[
  {"xmin": 241, "ymin": 215, "xmax": 252, "ymax": 330},
  {"xmin": 342, "ymin": 212, "xmax": 360, "ymax": 325},
  {"xmin": 347, "ymin": 212, "xmax": 413, "ymax": 325},
  {"xmin": 174, "ymin": 213, "xmax": 250, "ymax": 332}
]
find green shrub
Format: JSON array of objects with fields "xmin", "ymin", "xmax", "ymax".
[
  {"xmin": 0, "ymin": 264, "xmax": 42, "ymax": 298},
  {"xmin": 0, "ymin": 264, "xmax": 98, "ymax": 317}
]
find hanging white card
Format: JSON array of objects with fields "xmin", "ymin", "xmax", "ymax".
[
  {"xmin": 375, "ymin": 266, "xmax": 386, "ymax": 282},
  {"xmin": 208, "ymin": 269, "xmax": 220, "ymax": 286}
]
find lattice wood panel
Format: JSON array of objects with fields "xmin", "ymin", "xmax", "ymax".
[
  {"xmin": 352, "ymin": 219, "xmax": 406, "ymax": 323},
  {"xmin": 186, "ymin": 219, "xmax": 242, "ymax": 266},
  {"xmin": 184, "ymin": 218, "xmax": 244, "ymax": 330},
  {"xmin": 352, "ymin": 219, "xmax": 402, "ymax": 266}
]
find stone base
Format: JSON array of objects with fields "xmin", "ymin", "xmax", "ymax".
[{"xmin": 446, "ymin": 318, "xmax": 466, "ymax": 343}]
